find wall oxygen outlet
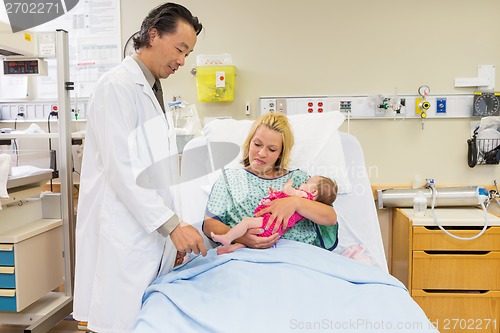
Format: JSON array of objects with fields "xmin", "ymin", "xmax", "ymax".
[
  {"xmin": 436, "ymin": 98, "xmax": 446, "ymax": 113},
  {"xmin": 415, "ymin": 98, "xmax": 422, "ymax": 115},
  {"xmin": 415, "ymin": 97, "xmax": 430, "ymax": 115}
]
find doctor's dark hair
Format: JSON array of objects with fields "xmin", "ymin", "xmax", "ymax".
[
  {"xmin": 241, "ymin": 113, "xmax": 294, "ymax": 171},
  {"xmin": 133, "ymin": 2, "xmax": 203, "ymax": 50}
]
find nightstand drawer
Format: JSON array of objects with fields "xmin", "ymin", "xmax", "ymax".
[
  {"xmin": 0, "ymin": 245, "xmax": 14, "ymax": 266},
  {"xmin": 0, "ymin": 226, "xmax": 64, "ymax": 312},
  {"xmin": 412, "ymin": 290, "xmax": 500, "ymax": 333},
  {"xmin": 413, "ymin": 251, "xmax": 500, "ymax": 290},
  {"xmin": 0, "ymin": 267, "xmax": 15, "ymax": 288},
  {"xmin": 413, "ymin": 226, "xmax": 500, "ymax": 251},
  {"xmin": 0, "ymin": 289, "xmax": 16, "ymax": 312}
]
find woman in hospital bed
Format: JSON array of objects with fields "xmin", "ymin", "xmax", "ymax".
[
  {"xmin": 211, "ymin": 175, "xmax": 338, "ymax": 254},
  {"xmin": 133, "ymin": 112, "xmax": 440, "ymax": 333},
  {"xmin": 202, "ymin": 112, "xmax": 339, "ymax": 252}
]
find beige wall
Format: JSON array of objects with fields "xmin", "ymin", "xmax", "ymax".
[{"xmin": 121, "ymin": 0, "xmax": 500, "ymax": 186}]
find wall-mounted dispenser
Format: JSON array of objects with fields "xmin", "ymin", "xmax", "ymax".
[{"xmin": 194, "ymin": 54, "xmax": 235, "ymax": 102}]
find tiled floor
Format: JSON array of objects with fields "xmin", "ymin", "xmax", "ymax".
[{"xmin": 48, "ymin": 319, "xmax": 82, "ymax": 332}]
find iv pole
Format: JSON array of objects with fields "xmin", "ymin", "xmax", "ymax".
[{"xmin": 25, "ymin": 28, "xmax": 75, "ymax": 333}]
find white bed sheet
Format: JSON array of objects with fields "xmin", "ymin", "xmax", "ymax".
[{"xmin": 178, "ymin": 131, "xmax": 388, "ymax": 272}]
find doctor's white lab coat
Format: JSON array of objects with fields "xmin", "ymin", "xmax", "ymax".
[{"xmin": 73, "ymin": 56, "xmax": 179, "ymax": 333}]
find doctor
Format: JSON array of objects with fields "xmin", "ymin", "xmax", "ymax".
[{"xmin": 73, "ymin": 3, "xmax": 207, "ymax": 332}]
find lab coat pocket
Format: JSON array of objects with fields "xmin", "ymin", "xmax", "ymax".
[{"xmin": 101, "ymin": 199, "xmax": 163, "ymax": 252}]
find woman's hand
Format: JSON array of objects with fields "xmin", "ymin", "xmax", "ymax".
[
  {"xmin": 255, "ymin": 196, "xmax": 299, "ymax": 234},
  {"xmin": 237, "ymin": 228, "xmax": 280, "ymax": 249},
  {"xmin": 204, "ymin": 215, "xmax": 279, "ymax": 249}
]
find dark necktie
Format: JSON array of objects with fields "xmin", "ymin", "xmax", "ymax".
[{"xmin": 153, "ymin": 80, "xmax": 165, "ymax": 112}]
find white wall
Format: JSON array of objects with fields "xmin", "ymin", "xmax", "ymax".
[{"xmin": 121, "ymin": 0, "xmax": 500, "ymax": 186}]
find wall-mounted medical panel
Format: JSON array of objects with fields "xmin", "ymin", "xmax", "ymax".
[
  {"xmin": 0, "ymin": 99, "xmax": 87, "ymax": 121},
  {"xmin": 260, "ymin": 95, "xmax": 474, "ymax": 119}
]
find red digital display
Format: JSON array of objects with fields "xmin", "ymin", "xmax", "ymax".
[{"xmin": 3, "ymin": 60, "xmax": 39, "ymax": 74}]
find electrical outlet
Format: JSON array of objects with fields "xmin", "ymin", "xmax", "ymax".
[{"xmin": 260, "ymin": 99, "xmax": 277, "ymax": 114}]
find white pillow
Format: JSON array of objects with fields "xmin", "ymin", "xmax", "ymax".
[
  {"xmin": 288, "ymin": 112, "xmax": 351, "ymax": 194},
  {"xmin": 202, "ymin": 118, "xmax": 252, "ymax": 169},
  {"xmin": 202, "ymin": 111, "xmax": 351, "ymax": 194}
]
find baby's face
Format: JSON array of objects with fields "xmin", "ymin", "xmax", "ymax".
[{"xmin": 298, "ymin": 176, "xmax": 321, "ymax": 192}]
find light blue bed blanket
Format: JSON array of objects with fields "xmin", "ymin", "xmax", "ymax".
[{"xmin": 134, "ymin": 240, "xmax": 438, "ymax": 333}]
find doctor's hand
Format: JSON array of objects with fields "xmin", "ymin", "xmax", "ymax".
[
  {"xmin": 255, "ymin": 196, "xmax": 298, "ymax": 234},
  {"xmin": 237, "ymin": 228, "xmax": 280, "ymax": 249},
  {"xmin": 170, "ymin": 222, "xmax": 208, "ymax": 257}
]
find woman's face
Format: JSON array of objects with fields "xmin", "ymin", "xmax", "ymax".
[{"xmin": 247, "ymin": 125, "xmax": 283, "ymax": 177}]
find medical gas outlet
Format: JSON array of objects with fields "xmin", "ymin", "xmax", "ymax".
[
  {"xmin": 416, "ymin": 98, "xmax": 430, "ymax": 117},
  {"xmin": 415, "ymin": 85, "xmax": 431, "ymax": 118},
  {"xmin": 436, "ymin": 98, "xmax": 447, "ymax": 113},
  {"xmin": 375, "ymin": 97, "xmax": 405, "ymax": 115}
]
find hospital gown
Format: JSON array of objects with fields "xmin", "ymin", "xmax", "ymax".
[{"xmin": 206, "ymin": 168, "xmax": 319, "ymax": 245}]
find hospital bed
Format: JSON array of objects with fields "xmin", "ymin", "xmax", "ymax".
[{"xmin": 133, "ymin": 112, "xmax": 438, "ymax": 333}]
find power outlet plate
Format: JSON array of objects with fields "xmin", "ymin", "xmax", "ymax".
[
  {"xmin": 276, "ymin": 98, "xmax": 287, "ymax": 114},
  {"xmin": 260, "ymin": 98, "xmax": 277, "ymax": 113}
]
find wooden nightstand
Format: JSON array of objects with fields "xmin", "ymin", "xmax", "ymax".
[{"xmin": 392, "ymin": 208, "xmax": 500, "ymax": 332}]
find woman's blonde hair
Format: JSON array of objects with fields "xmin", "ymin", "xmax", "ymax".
[{"xmin": 242, "ymin": 113, "xmax": 294, "ymax": 171}]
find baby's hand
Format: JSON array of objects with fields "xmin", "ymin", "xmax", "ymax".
[{"xmin": 282, "ymin": 179, "xmax": 295, "ymax": 195}]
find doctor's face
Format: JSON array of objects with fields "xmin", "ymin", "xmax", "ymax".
[{"xmin": 148, "ymin": 20, "xmax": 197, "ymax": 79}]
